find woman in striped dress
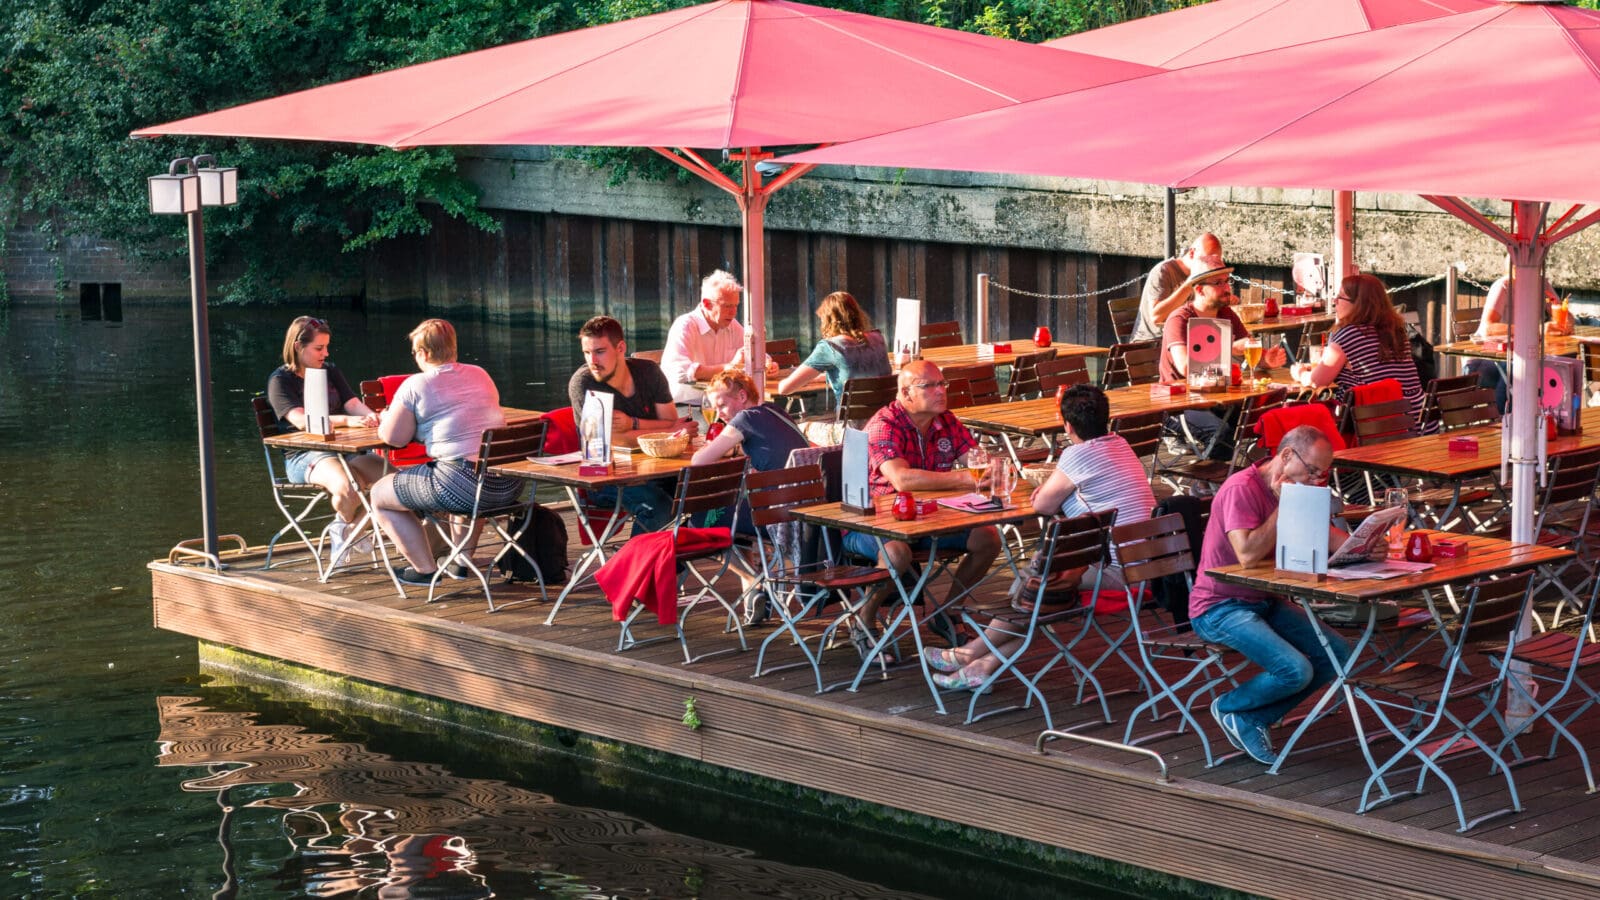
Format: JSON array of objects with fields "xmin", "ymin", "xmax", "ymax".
[{"xmin": 1292, "ymin": 273, "xmax": 1434, "ymax": 434}]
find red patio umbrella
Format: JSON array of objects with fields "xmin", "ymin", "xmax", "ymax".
[
  {"xmin": 782, "ymin": 1, "xmax": 1600, "ymax": 550},
  {"xmin": 1045, "ymin": 0, "xmax": 1492, "ymax": 274},
  {"xmin": 1044, "ymin": 0, "xmax": 1491, "ymax": 68},
  {"xmin": 132, "ymin": 0, "xmax": 1154, "ymax": 392}
]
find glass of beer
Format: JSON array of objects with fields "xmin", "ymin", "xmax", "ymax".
[
  {"xmin": 700, "ymin": 393, "xmax": 717, "ymax": 431},
  {"xmin": 1241, "ymin": 336, "xmax": 1264, "ymax": 377},
  {"xmin": 965, "ymin": 447, "xmax": 989, "ymax": 488},
  {"xmin": 1383, "ymin": 488, "xmax": 1409, "ymax": 556}
]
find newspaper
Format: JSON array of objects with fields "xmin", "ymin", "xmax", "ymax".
[{"xmin": 1328, "ymin": 505, "xmax": 1408, "ymax": 568}]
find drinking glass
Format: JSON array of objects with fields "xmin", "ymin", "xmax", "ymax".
[
  {"xmin": 1382, "ymin": 487, "xmax": 1409, "ymax": 555},
  {"xmin": 988, "ymin": 458, "xmax": 1017, "ymax": 503},
  {"xmin": 1241, "ymin": 336, "xmax": 1263, "ymax": 376},
  {"xmin": 964, "ymin": 447, "xmax": 989, "ymax": 489},
  {"xmin": 700, "ymin": 393, "xmax": 717, "ymax": 431}
]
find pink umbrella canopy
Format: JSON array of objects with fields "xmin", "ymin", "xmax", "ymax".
[
  {"xmin": 1044, "ymin": 0, "xmax": 1492, "ymax": 68},
  {"xmin": 131, "ymin": 0, "xmax": 1155, "ymax": 149},
  {"xmin": 785, "ymin": 2, "xmax": 1600, "ymax": 205}
]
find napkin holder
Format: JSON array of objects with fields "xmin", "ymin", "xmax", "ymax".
[
  {"xmin": 1447, "ymin": 435, "xmax": 1479, "ymax": 453},
  {"xmin": 578, "ymin": 461, "xmax": 612, "ymax": 476},
  {"xmin": 992, "ymin": 342, "xmax": 1012, "ymax": 353},
  {"xmin": 1432, "ymin": 538, "xmax": 1469, "ymax": 559},
  {"xmin": 1150, "ymin": 383, "xmax": 1186, "ymax": 398}
]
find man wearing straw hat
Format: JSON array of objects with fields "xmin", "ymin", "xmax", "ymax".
[{"xmin": 1132, "ymin": 232, "xmax": 1223, "ymax": 343}]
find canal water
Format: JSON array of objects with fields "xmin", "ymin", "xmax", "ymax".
[{"xmin": 0, "ymin": 301, "xmax": 1163, "ymax": 898}]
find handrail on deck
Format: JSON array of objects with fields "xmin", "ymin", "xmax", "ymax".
[
  {"xmin": 168, "ymin": 534, "xmax": 248, "ymax": 572},
  {"xmin": 1036, "ymin": 728, "xmax": 1170, "ymax": 783}
]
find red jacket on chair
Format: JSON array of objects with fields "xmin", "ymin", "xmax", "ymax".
[{"xmin": 378, "ymin": 374, "xmax": 432, "ymax": 467}]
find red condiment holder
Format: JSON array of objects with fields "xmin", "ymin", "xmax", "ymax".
[
  {"xmin": 1034, "ymin": 326, "xmax": 1052, "ymax": 348},
  {"xmin": 892, "ymin": 491, "xmax": 918, "ymax": 521},
  {"xmin": 1404, "ymin": 531, "xmax": 1433, "ymax": 563}
]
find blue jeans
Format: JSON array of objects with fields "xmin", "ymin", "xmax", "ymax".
[
  {"xmin": 587, "ymin": 482, "xmax": 674, "ymax": 535},
  {"xmin": 841, "ymin": 530, "xmax": 968, "ymax": 565},
  {"xmin": 1192, "ymin": 598, "xmax": 1351, "ymax": 731},
  {"xmin": 1463, "ymin": 358, "xmax": 1507, "ymax": 414}
]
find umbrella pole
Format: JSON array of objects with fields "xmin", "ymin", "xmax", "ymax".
[
  {"xmin": 739, "ymin": 153, "xmax": 769, "ymax": 399},
  {"xmin": 1332, "ymin": 190, "xmax": 1356, "ymax": 281}
]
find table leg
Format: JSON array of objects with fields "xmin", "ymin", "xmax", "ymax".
[
  {"xmin": 1266, "ymin": 597, "xmax": 1379, "ymax": 774},
  {"xmin": 847, "ymin": 535, "xmax": 947, "ymax": 712},
  {"xmin": 321, "ymin": 452, "xmax": 406, "ymax": 600},
  {"xmin": 543, "ymin": 486, "xmax": 628, "ymax": 625}
]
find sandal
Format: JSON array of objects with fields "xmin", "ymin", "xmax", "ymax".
[
  {"xmin": 932, "ymin": 668, "xmax": 993, "ymax": 693},
  {"xmin": 922, "ymin": 646, "xmax": 964, "ymax": 673}
]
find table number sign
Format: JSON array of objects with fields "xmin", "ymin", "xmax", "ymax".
[
  {"xmin": 580, "ymin": 390, "xmax": 614, "ymax": 475},
  {"xmin": 1276, "ymin": 482, "xmax": 1332, "ymax": 574},
  {"xmin": 840, "ymin": 426, "xmax": 873, "ymax": 514},
  {"xmin": 893, "ymin": 297, "xmax": 921, "ymax": 365}
]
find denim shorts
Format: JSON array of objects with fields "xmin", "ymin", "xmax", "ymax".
[
  {"xmin": 285, "ymin": 449, "xmax": 340, "ymax": 485},
  {"xmin": 841, "ymin": 529, "xmax": 969, "ymax": 565}
]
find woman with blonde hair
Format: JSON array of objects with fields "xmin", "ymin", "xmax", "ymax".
[
  {"xmin": 777, "ymin": 291, "xmax": 890, "ymax": 400},
  {"xmin": 265, "ymin": 315, "xmax": 385, "ymax": 564},
  {"xmin": 1292, "ymin": 273, "xmax": 1432, "ymax": 432}
]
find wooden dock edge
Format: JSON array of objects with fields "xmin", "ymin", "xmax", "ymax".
[{"xmin": 151, "ymin": 561, "xmax": 1600, "ymax": 899}]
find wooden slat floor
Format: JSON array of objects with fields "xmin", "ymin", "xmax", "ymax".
[{"xmin": 150, "ymin": 530, "xmax": 1600, "ymax": 899}]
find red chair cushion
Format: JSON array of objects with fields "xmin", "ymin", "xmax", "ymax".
[
  {"xmin": 543, "ymin": 406, "xmax": 580, "ymax": 455},
  {"xmin": 377, "ymin": 373, "xmax": 431, "ymax": 466}
]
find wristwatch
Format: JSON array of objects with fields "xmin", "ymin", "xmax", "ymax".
[{"xmin": 630, "ymin": 415, "xmax": 639, "ymax": 430}]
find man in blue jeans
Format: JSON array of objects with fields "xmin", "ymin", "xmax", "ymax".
[{"xmin": 1189, "ymin": 425, "xmax": 1352, "ymax": 765}]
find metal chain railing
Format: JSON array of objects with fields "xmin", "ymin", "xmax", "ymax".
[{"xmin": 986, "ymin": 273, "xmax": 1145, "ymax": 301}]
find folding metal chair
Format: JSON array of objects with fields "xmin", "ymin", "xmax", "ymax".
[
  {"xmin": 1112, "ymin": 513, "xmax": 1249, "ymax": 767},
  {"xmin": 419, "ymin": 419, "xmax": 549, "ymax": 611},
  {"xmin": 942, "ymin": 363, "xmax": 1002, "ymax": 406},
  {"xmin": 1004, "ymin": 348, "xmax": 1059, "ymax": 401},
  {"xmin": 617, "ymin": 456, "xmax": 749, "ymax": 664},
  {"xmin": 1524, "ymin": 446, "xmax": 1600, "ymax": 633},
  {"xmin": 1497, "ymin": 574, "xmax": 1600, "ymax": 793},
  {"xmin": 1105, "ymin": 295, "xmax": 1141, "ymax": 344},
  {"xmin": 1099, "ymin": 340, "xmax": 1161, "ymax": 388},
  {"xmin": 251, "ymin": 397, "xmax": 333, "ymax": 578},
  {"xmin": 952, "ymin": 510, "xmax": 1117, "ymax": 729},
  {"xmin": 836, "ymin": 373, "xmax": 898, "ymax": 428},
  {"xmin": 1346, "ymin": 572, "xmax": 1532, "ymax": 833},
  {"xmin": 745, "ymin": 465, "xmax": 892, "ymax": 692}
]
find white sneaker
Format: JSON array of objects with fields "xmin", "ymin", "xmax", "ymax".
[{"xmin": 327, "ymin": 520, "xmax": 370, "ymax": 568}]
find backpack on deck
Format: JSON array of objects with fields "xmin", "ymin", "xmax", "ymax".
[
  {"xmin": 497, "ymin": 504, "xmax": 568, "ymax": 585},
  {"xmin": 1407, "ymin": 322, "xmax": 1438, "ymax": 388}
]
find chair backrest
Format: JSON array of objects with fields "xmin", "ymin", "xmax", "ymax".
[
  {"xmin": 1539, "ymin": 445, "xmax": 1600, "ymax": 513},
  {"xmin": 1035, "ymin": 356, "xmax": 1092, "ymax": 394},
  {"xmin": 251, "ymin": 396, "xmax": 280, "ymax": 441},
  {"xmin": 1435, "ymin": 386, "xmax": 1501, "ymax": 430},
  {"xmin": 1004, "ymin": 347, "xmax": 1059, "ymax": 400},
  {"xmin": 672, "ymin": 457, "xmax": 748, "ymax": 528},
  {"xmin": 1255, "ymin": 402, "xmax": 1346, "ymax": 454},
  {"xmin": 377, "ymin": 373, "xmax": 431, "ymax": 466},
  {"xmin": 359, "ymin": 379, "xmax": 387, "ymax": 413},
  {"xmin": 1349, "ymin": 398, "xmax": 1417, "ymax": 446},
  {"xmin": 474, "ymin": 419, "xmax": 551, "ymax": 480},
  {"xmin": 944, "ymin": 377, "xmax": 974, "ymax": 411},
  {"xmin": 1101, "ymin": 340, "xmax": 1161, "ymax": 388},
  {"xmin": 1111, "ymin": 512, "xmax": 1196, "ymax": 593},
  {"xmin": 1106, "ymin": 296, "xmax": 1142, "ymax": 344},
  {"xmin": 837, "ymin": 373, "xmax": 899, "ymax": 424},
  {"xmin": 631, "ymin": 349, "xmax": 664, "ymax": 364},
  {"xmin": 1421, "ymin": 373, "xmax": 1481, "ymax": 429},
  {"xmin": 541, "ymin": 406, "xmax": 580, "ymax": 455},
  {"xmin": 1032, "ymin": 509, "xmax": 1114, "ymax": 594},
  {"xmin": 1299, "ymin": 318, "xmax": 1335, "ymax": 347},
  {"xmin": 1450, "ymin": 303, "xmax": 1485, "ymax": 341},
  {"xmin": 1229, "ymin": 388, "xmax": 1289, "ymax": 469},
  {"xmin": 1456, "ymin": 571, "xmax": 1532, "ymax": 657},
  {"xmin": 746, "ymin": 464, "xmax": 827, "ymax": 530},
  {"xmin": 942, "ymin": 363, "xmax": 1001, "ymax": 406},
  {"xmin": 919, "ymin": 320, "xmax": 964, "ymax": 349},
  {"xmin": 1109, "ymin": 409, "xmax": 1166, "ymax": 475},
  {"xmin": 766, "ymin": 338, "xmax": 800, "ymax": 370}
]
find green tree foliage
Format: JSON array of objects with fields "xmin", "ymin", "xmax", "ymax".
[{"xmin": 0, "ymin": 0, "xmax": 1190, "ymax": 303}]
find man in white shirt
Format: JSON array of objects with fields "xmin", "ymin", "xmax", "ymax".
[{"xmin": 660, "ymin": 270, "xmax": 764, "ymax": 405}]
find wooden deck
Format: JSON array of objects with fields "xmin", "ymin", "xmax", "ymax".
[{"xmin": 150, "ymin": 535, "xmax": 1600, "ymax": 899}]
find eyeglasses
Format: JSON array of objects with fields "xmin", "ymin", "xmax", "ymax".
[
  {"xmin": 1198, "ymin": 279, "xmax": 1231, "ymax": 288},
  {"xmin": 297, "ymin": 316, "xmax": 328, "ymax": 342},
  {"xmin": 1287, "ymin": 447, "xmax": 1329, "ymax": 483},
  {"xmin": 912, "ymin": 380, "xmax": 949, "ymax": 391},
  {"xmin": 1334, "ymin": 294, "xmax": 1354, "ymax": 304}
]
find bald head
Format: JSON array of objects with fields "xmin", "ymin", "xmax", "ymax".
[
  {"xmin": 898, "ymin": 360, "xmax": 948, "ymax": 415},
  {"xmin": 1191, "ymin": 233, "xmax": 1222, "ymax": 259},
  {"xmin": 899, "ymin": 359, "xmax": 940, "ymax": 391}
]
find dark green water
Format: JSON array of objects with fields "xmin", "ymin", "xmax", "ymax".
[{"xmin": 0, "ymin": 301, "xmax": 1161, "ymax": 899}]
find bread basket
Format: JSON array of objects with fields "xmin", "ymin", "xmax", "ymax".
[
  {"xmin": 1236, "ymin": 303, "xmax": 1266, "ymax": 324},
  {"xmin": 1020, "ymin": 463, "xmax": 1054, "ymax": 488},
  {"xmin": 635, "ymin": 431, "xmax": 690, "ymax": 459}
]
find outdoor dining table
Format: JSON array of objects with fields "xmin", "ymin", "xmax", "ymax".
[
  {"xmin": 1207, "ymin": 531, "xmax": 1572, "ymax": 775},
  {"xmin": 1240, "ymin": 310, "xmax": 1336, "ymax": 337},
  {"xmin": 953, "ymin": 376, "xmax": 1292, "ymax": 468},
  {"xmin": 491, "ymin": 445, "xmax": 702, "ymax": 623},
  {"xmin": 262, "ymin": 407, "xmax": 545, "ymax": 594},
  {"xmin": 1434, "ymin": 325, "xmax": 1600, "ymax": 361},
  {"xmin": 786, "ymin": 485, "xmax": 1037, "ymax": 714},
  {"xmin": 914, "ymin": 338, "xmax": 1108, "ymax": 370},
  {"xmin": 1332, "ymin": 407, "xmax": 1600, "ymax": 529}
]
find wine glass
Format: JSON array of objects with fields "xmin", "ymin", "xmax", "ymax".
[
  {"xmin": 1241, "ymin": 336, "xmax": 1264, "ymax": 378},
  {"xmin": 700, "ymin": 392, "xmax": 717, "ymax": 432},
  {"xmin": 1382, "ymin": 487, "xmax": 1408, "ymax": 555}
]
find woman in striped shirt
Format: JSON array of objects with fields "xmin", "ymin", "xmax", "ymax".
[{"xmin": 1292, "ymin": 273, "xmax": 1434, "ymax": 433}]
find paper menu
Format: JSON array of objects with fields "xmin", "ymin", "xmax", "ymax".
[
  {"xmin": 893, "ymin": 297, "xmax": 922, "ymax": 363},
  {"xmin": 303, "ymin": 367, "xmax": 333, "ymax": 436},
  {"xmin": 580, "ymin": 390, "xmax": 614, "ymax": 465},
  {"xmin": 1276, "ymin": 482, "xmax": 1331, "ymax": 574}
]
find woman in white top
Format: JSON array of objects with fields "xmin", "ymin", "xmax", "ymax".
[{"xmin": 923, "ymin": 385, "xmax": 1156, "ymax": 691}]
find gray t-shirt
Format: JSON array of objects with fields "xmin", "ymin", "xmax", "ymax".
[
  {"xmin": 390, "ymin": 363, "xmax": 505, "ymax": 461},
  {"xmin": 567, "ymin": 357, "xmax": 675, "ymax": 420},
  {"xmin": 1133, "ymin": 258, "xmax": 1188, "ymax": 343}
]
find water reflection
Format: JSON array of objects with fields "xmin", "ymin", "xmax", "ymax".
[{"xmin": 156, "ymin": 696, "xmax": 929, "ymax": 899}]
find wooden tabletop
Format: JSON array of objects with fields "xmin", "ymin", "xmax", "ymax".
[
  {"xmin": 788, "ymin": 486, "xmax": 1037, "ymax": 541},
  {"xmin": 954, "ymin": 377, "xmax": 1291, "ymax": 438},
  {"xmin": 491, "ymin": 448, "xmax": 698, "ymax": 488},
  {"xmin": 1242, "ymin": 310, "xmax": 1337, "ymax": 336},
  {"xmin": 915, "ymin": 339, "xmax": 1108, "ymax": 369},
  {"xmin": 694, "ymin": 367, "xmax": 828, "ymax": 401},
  {"xmin": 1207, "ymin": 531, "xmax": 1572, "ymax": 605},
  {"xmin": 262, "ymin": 406, "xmax": 544, "ymax": 454},
  {"xmin": 1436, "ymin": 325, "xmax": 1600, "ymax": 360},
  {"xmin": 1333, "ymin": 408, "xmax": 1600, "ymax": 479}
]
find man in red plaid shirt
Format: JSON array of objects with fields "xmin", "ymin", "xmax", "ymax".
[{"xmin": 843, "ymin": 360, "xmax": 1002, "ymax": 654}]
